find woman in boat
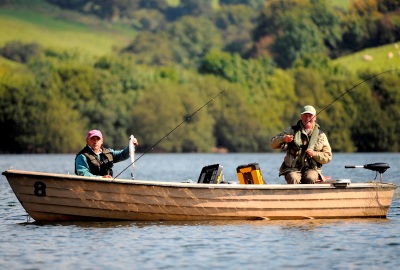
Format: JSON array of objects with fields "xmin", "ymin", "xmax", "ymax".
[
  {"xmin": 270, "ymin": 105, "xmax": 332, "ymax": 184},
  {"xmin": 75, "ymin": 130, "xmax": 139, "ymax": 178}
]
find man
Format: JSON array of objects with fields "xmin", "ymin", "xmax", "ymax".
[
  {"xmin": 270, "ymin": 105, "xmax": 332, "ymax": 184},
  {"xmin": 75, "ymin": 130, "xmax": 139, "ymax": 178}
]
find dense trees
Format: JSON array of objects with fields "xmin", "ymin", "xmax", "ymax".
[
  {"xmin": 44, "ymin": 0, "xmax": 400, "ymax": 69},
  {"xmin": 123, "ymin": 16, "xmax": 223, "ymax": 68},
  {"xmin": 2, "ymin": 39, "xmax": 400, "ymax": 153},
  {"xmin": 0, "ymin": 62, "xmax": 85, "ymax": 153},
  {"xmin": 252, "ymin": 0, "xmax": 400, "ymax": 66},
  {"xmin": 1, "ymin": 0, "xmax": 400, "ymax": 153}
]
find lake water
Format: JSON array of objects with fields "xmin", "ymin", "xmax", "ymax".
[{"xmin": 1, "ymin": 153, "xmax": 399, "ymax": 269}]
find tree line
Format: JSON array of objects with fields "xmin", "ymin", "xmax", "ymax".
[
  {"xmin": 0, "ymin": 0, "xmax": 400, "ymax": 153},
  {"xmin": 1, "ymin": 45, "xmax": 399, "ymax": 153}
]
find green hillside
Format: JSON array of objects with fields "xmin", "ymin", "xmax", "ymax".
[
  {"xmin": 1, "ymin": 0, "xmax": 398, "ymax": 69},
  {"xmin": 0, "ymin": 2, "xmax": 135, "ymax": 57},
  {"xmin": 327, "ymin": 0, "xmax": 350, "ymax": 9},
  {"xmin": 333, "ymin": 43, "xmax": 400, "ymax": 72}
]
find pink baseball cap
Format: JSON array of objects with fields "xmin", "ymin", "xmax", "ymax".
[{"xmin": 87, "ymin": 130, "xmax": 103, "ymax": 139}]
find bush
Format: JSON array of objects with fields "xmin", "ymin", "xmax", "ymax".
[{"xmin": 1, "ymin": 41, "xmax": 42, "ymax": 63}]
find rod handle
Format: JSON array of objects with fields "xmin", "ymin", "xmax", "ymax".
[{"xmin": 345, "ymin": 165, "xmax": 364, "ymax": 169}]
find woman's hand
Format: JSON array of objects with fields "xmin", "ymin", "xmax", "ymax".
[{"xmin": 131, "ymin": 137, "xmax": 139, "ymax": 146}]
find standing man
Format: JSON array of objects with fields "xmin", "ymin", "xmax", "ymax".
[
  {"xmin": 75, "ymin": 130, "xmax": 139, "ymax": 178},
  {"xmin": 270, "ymin": 105, "xmax": 332, "ymax": 184}
]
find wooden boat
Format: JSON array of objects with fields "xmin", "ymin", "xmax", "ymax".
[{"xmin": 2, "ymin": 163, "xmax": 397, "ymax": 222}]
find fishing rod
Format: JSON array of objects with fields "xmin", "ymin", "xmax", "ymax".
[
  {"xmin": 315, "ymin": 69, "xmax": 397, "ymax": 117},
  {"xmin": 284, "ymin": 69, "xmax": 397, "ymax": 150},
  {"xmin": 113, "ymin": 89, "xmax": 227, "ymax": 179}
]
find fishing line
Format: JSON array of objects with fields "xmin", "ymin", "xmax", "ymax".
[
  {"xmin": 315, "ymin": 69, "xmax": 397, "ymax": 117},
  {"xmin": 113, "ymin": 89, "xmax": 227, "ymax": 179},
  {"xmin": 285, "ymin": 69, "xmax": 397, "ymax": 150}
]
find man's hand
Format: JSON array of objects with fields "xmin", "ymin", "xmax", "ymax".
[
  {"xmin": 306, "ymin": 149, "xmax": 315, "ymax": 158},
  {"xmin": 282, "ymin": 135, "xmax": 294, "ymax": 143}
]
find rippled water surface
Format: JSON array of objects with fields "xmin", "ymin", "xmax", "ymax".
[{"xmin": 1, "ymin": 153, "xmax": 399, "ymax": 269}]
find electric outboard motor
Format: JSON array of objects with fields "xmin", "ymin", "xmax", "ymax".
[{"xmin": 345, "ymin": 162, "xmax": 390, "ymax": 182}]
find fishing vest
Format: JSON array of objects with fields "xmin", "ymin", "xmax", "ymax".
[
  {"xmin": 75, "ymin": 146, "xmax": 114, "ymax": 176},
  {"xmin": 287, "ymin": 120, "xmax": 323, "ymax": 171}
]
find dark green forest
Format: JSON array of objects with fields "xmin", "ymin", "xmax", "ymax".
[{"xmin": 1, "ymin": 0, "xmax": 400, "ymax": 153}]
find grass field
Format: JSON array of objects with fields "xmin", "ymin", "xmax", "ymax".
[
  {"xmin": 0, "ymin": 3, "xmax": 135, "ymax": 57},
  {"xmin": 327, "ymin": 0, "xmax": 350, "ymax": 9},
  {"xmin": 333, "ymin": 43, "xmax": 400, "ymax": 72}
]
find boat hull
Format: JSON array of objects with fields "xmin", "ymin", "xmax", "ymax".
[{"xmin": 3, "ymin": 170, "xmax": 398, "ymax": 222}]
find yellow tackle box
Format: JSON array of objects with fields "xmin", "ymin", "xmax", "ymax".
[{"xmin": 236, "ymin": 163, "xmax": 265, "ymax": 184}]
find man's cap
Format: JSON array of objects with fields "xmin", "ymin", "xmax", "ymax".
[
  {"xmin": 87, "ymin": 130, "xmax": 103, "ymax": 139},
  {"xmin": 301, "ymin": 105, "xmax": 316, "ymax": 115}
]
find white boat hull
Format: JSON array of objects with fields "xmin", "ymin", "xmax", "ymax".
[{"xmin": 3, "ymin": 170, "xmax": 397, "ymax": 221}]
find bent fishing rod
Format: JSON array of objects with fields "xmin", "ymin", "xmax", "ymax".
[
  {"xmin": 286, "ymin": 69, "xmax": 397, "ymax": 149},
  {"xmin": 314, "ymin": 69, "xmax": 397, "ymax": 118},
  {"xmin": 113, "ymin": 89, "xmax": 227, "ymax": 179}
]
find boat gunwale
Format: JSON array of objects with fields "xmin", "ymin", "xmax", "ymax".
[{"xmin": 3, "ymin": 169, "xmax": 398, "ymax": 191}]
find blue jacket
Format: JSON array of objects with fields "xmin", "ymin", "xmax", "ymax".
[{"xmin": 75, "ymin": 146, "xmax": 130, "ymax": 177}]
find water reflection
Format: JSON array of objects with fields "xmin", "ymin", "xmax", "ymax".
[{"xmin": 20, "ymin": 217, "xmax": 391, "ymax": 230}]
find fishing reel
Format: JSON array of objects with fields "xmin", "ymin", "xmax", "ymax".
[{"xmin": 345, "ymin": 162, "xmax": 390, "ymax": 183}]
